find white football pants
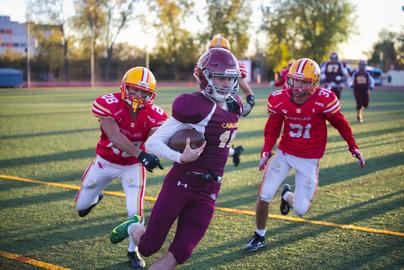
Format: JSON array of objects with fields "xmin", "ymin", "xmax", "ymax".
[
  {"xmin": 75, "ymin": 155, "xmax": 146, "ymax": 217},
  {"xmin": 258, "ymin": 150, "xmax": 319, "ymax": 216}
]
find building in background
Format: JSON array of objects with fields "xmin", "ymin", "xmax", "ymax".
[{"xmin": 0, "ymin": 15, "xmax": 35, "ymax": 56}]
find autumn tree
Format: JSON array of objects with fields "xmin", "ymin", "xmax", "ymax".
[
  {"xmin": 200, "ymin": 0, "xmax": 252, "ymax": 57},
  {"xmin": 263, "ymin": 0, "xmax": 355, "ymax": 72}
]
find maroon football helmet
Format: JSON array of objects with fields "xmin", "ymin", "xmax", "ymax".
[{"xmin": 196, "ymin": 48, "xmax": 240, "ymax": 102}]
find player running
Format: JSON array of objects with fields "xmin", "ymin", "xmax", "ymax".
[
  {"xmin": 110, "ymin": 48, "xmax": 243, "ymax": 269},
  {"xmin": 74, "ymin": 67, "xmax": 166, "ymax": 268},
  {"xmin": 245, "ymin": 58, "xmax": 365, "ymax": 252}
]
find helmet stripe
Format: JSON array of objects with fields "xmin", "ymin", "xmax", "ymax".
[
  {"xmin": 297, "ymin": 59, "xmax": 307, "ymax": 73},
  {"xmin": 141, "ymin": 68, "xmax": 147, "ymax": 83}
]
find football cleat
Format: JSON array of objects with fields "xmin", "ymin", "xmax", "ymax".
[
  {"xmin": 280, "ymin": 184, "xmax": 291, "ymax": 215},
  {"xmin": 127, "ymin": 250, "xmax": 146, "ymax": 269},
  {"xmin": 232, "ymin": 145, "xmax": 244, "ymax": 167},
  {"xmin": 78, "ymin": 193, "xmax": 103, "ymax": 217},
  {"xmin": 110, "ymin": 215, "xmax": 141, "ymax": 244},
  {"xmin": 245, "ymin": 232, "xmax": 266, "ymax": 252}
]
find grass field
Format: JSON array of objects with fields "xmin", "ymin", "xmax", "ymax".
[{"xmin": 0, "ymin": 85, "xmax": 403, "ymax": 270}]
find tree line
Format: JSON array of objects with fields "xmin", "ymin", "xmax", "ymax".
[{"xmin": 1, "ymin": 0, "xmax": 403, "ymax": 82}]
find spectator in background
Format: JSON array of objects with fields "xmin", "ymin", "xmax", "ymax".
[
  {"xmin": 351, "ymin": 60, "xmax": 374, "ymax": 123},
  {"xmin": 274, "ymin": 59, "xmax": 295, "ymax": 88},
  {"xmin": 321, "ymin": 52, "xmax": 349, "ymax": 99}
]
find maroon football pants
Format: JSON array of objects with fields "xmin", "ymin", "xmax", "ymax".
[
  {"xmin": 354, "ymin": 89, "xmax": 370, "ymax": 110},
  {"xmin": 138, "ymin": 166, "xmax": 219, "ymax": 264}
]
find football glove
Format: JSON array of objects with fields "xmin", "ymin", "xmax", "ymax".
[
  {"xmin": 259, "ymin": 151, "xmax": 273, "ymax": 171},
  {"xmin": 232, "ymin": 145, "xmax": 244, "ymax": 167},
  {"xmin": 138, "ymin": 151, "xmax": 163, "ymax": 172},
  {"xmin": 241, "ymin": 95, "xmax": 255, "ymax": 117},
  {"xmin": 351, "ymin": 148, "xmax": 365, "ymax": 168}
]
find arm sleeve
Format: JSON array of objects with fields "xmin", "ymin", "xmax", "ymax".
[
  {"xmin": 171, "ymin": 94, "xmax": 203, "ymax": 124},
  {"xmin": 261, "ymin": 113, "xmax": 283, "ymax": 155},
  {"xmin": 325, "ymin": 100, "xmax": 358, "ymax": 152},
  {"xmin": 145, "ymin": 117, "xmax": 190, "ymax": 163},
  {"xmin": 92, "ymin": 97, "xmax": 114, "ymax": 119}
]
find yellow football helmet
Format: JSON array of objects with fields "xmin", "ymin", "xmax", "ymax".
[
  {"xmin": 287, "ymin": 58, "xmax": 320, "ymax": 104},
  {"xmin": 120, "ymin": 67, "xmax": 157, "ymax": 112},
  {"xmin": 209, "ymin": 35, "xmax": 231, "ymax": 50}
]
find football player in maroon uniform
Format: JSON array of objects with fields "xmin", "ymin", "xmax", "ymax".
[
  {"xmin": 110, "ymin": 48, "xmax": 243, "ymax": 269},
  {"xmin": 351, "ymin": 60, "xmax": 374, "ymax": 122},
  {"xmin": 74, "ymin": 67, "xmax": 166, "ymax": 268},
  {"xmin": 321, "ymin": 52, "xmax": 349, "ymax": 99},
  {"xmin": 245, "ymin": 58, "xmax": 365, "ymax": 252}
]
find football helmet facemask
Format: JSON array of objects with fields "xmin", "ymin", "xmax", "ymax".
[
  {"xmin": 120, "ymin": 67, "xmax": 156, "ymax": 112},
  {"xmin": 196, "ymin": 48, "xmax": 240, "ymax": 102},
  {"xmin": 287, "ymin": 58, "xmax": 320, "ymax": 105}
]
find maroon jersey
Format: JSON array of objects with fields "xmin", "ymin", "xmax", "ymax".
[
  {"xmin": 274, "ymin": 68, "xmax": 289, "ymax": 88},
  {"xmin": 92, "ymin": 92, "xmax": 167, "ymax": 165},
  {"xmin": 324, "ymin": 61, "xmax": 345, "ymax": 83},
  {"xmin": 352, "ymin": 70, "xmax": 372, "ymax": 91},
  {"xmin": 171, "ymin": 92, "xmax": 241, "ymax": 176},
  {"xmin": 262, "ymin": 88, "xmax": 358, "ymax": 158}
]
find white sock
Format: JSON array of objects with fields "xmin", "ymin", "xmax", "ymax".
[
  {"xmin": 127, "ymin": 223, "xmax": 135, "ymax": 235},
  {"xmin": 283, "ymin": 191, "xmax": 292, "ymax": 202},
  {"xmin": 128, "ymin": 237, "xmax": 136, "ymax": 252},
  {"xmin": 255, "ymin": 229, "xmax": 266, "ymax": 237}
]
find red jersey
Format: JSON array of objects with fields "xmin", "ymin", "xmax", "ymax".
[
  {"xmin": 262, "ymin": 88, "xmax": 358, "ymax": 158},
  {"xmin": 92, "ymin": 92, "xmax": 167, "ymax": 165},
  {"xmin": 274, "ymin": 68, "xmax": 289, "ymax": 88}
]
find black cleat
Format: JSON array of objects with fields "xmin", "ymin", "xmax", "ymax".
[
  {"xmin": 245, "ymin": 232, "xmax": 266, "ymax": 252},
  {"xmin": 78, "ymin": 194, "xmax": 103, "ymax": 217},
  {"xmin": 280, "ymin": 184, "xmax": 291, "ymax": 215},
  {"xmin": 232, "ymin": 145, "xmax": 244, "ymax": 167},
  {"xmin": 128, "ymin": 251, "xmax": 146, "ymax": 269}
]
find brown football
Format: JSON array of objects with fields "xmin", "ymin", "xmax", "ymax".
[{"xmin": 167, "ymin": 128, "xmax": 205, "ymax": 152}]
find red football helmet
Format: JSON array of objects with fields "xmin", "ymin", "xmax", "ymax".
[{"xmin": 195, "ymin": 48, "xmax": 240, "ymax": 102}]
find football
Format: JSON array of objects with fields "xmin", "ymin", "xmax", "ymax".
[{"xmin": 167, "ymin": 128, "xmax": 205, "ymax": 152}]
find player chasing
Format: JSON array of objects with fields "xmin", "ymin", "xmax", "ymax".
[
  {"xmin": 74, "ymin": 67, "xmax": 166, "ymax": 268},
  {"xmin": 110, "ymin": 48, "xmax": 243, "ymax": 269},
  {"xmin": 245, "ymin": 58, "xmax": 365, "ymax": 252}
]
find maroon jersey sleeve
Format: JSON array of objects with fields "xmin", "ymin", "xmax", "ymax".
[
  {"xmin": 172, "ymin": 93, "xmax": 212, "ymax": 124},
  {"xmin": 92, "ymin": 93, "xmax": 120, "ymax": 119}
]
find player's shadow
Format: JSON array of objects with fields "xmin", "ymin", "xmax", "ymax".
[
  {"xmin": 0, "ymin": 127, "xmax": 98, "ymax": 141},
  {"xmin": 0, "ymin": 148, "xmax": 95, "ymax": 169},
  {"xmin": 189, "ymin": 190, "xmax": 402, "ymax": 269},
  {"xmin": 0, "ymin": 189, "xmax": 73, "ymax": 209}
]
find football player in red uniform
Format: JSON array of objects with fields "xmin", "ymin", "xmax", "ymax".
[
  {"xmin": 110, "ymin": 48, "xmax": 243, "ymax": 269},
  {"xmin": 274, "ymin": 59, "xmax": 295, "ymax": 88},
  {"xmin": 74, "ymin": 67, "xmax": 167, "ymax": 268},
  {"xmin": 245, "ymin": 58, "xmax": 365, "ymax": 252}
]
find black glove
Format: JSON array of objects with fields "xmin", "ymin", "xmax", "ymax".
[
  {"xmin": 242, "ymin": 95, "xmax": 255, "ymax": 117},
  {"xmin": 226, "ymin": 96, "xmax": 241, "ymax": 113},
  {"xmin": 232, "ymin": 145, "xmax": 244, "ymax": 167},
  {"xmin": 246, "ymin": 95, "xmax": 255, "ymax": 107},
  {"xmin": 138, "ymin": 151, "xmax": 163, "ymax": 173}
]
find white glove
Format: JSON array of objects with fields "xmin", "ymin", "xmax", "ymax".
[
  {"xmin": 351, "ymin": 148, "xmax": 365, "ymax": 168},
  {"xmin": 259, "ymin": 152, "xmax": 272, "ymax": 171}
]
